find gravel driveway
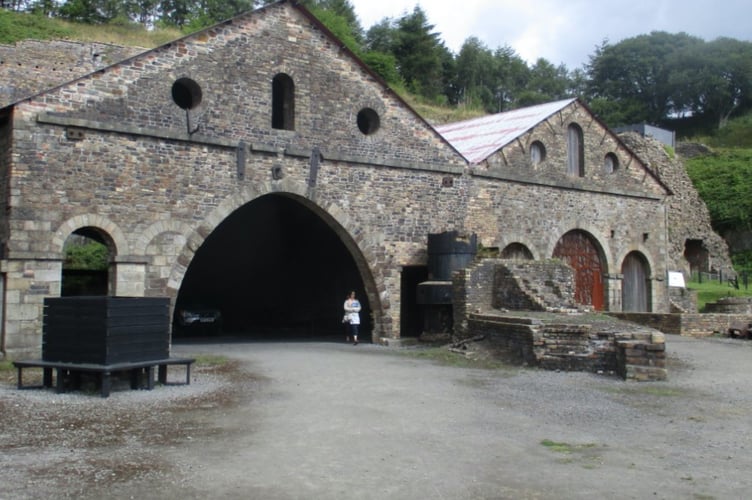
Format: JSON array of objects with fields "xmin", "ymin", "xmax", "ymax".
[{"xmin": 1, "ymin": 334, "xmax": 751, "ymax": 499}]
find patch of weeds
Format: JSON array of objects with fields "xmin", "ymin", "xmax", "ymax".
[
  {"xmin": 193, "ymin": 354, "xmax": 230, "ymax": 367},
  {"xmin": 0, "ymin": 360, "xmax": 17, "ymax": 386},
  {"xmin": 541, "ymin": 439, "xmax": 603, "ymax": 468},
  {"xmin": 396, "ymin": 347, "xmax": 515, "ymax": 371},
  {"xmin": 542, "ymin": 439, "xmax": 597, "ymax": 453},
  {"xmin": 599, "ymin": 383, "xmax": 690, "ymax": 398}
]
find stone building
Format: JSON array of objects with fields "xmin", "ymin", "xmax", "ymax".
[
  {"xmin": 436, "ymin": 99, "xmax": 671, "ymax": 314},
  {"xmin": 0, "ymin": 1, "xmax": 673, "ymax": 358}
]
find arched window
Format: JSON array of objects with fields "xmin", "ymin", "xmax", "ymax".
[
  {"xmin": 530, "ymin": 141, "xmax": 546, "ymax": 167},
  {"xmin": 567, "ymin": 124, "xmax": 584, "ymax": 177},
  {"xmin": 272, "ymin": 73, "xmax": 295, "ymax": 130},
  {"xmin": 604, "ymin": 153, "xmax": 619, "ymax": 174}
]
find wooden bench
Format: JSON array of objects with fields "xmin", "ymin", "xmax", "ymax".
[{"xmin": 13, "ymin": 357, "xmax": 195, "ymax": 398}]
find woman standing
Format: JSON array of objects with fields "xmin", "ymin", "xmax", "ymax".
[{"xmin": 343, "ymin": 291, "xmax": 361, "ymax": 345}]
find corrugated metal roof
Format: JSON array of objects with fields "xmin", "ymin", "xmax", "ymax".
[{"xmin": 435, "ymin": 98, "xmax": 577, "ymax": 164}]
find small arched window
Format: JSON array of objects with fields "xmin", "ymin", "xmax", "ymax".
[
  {"xmin": 604, "ymin": 153, "xmax": 619, "ymax": 174},
  {"xmin": 530, "ymin": 141, "xmax": 546, "ymax": 166},
  {"xmin": 567, "ymin": 124, "xmax": 584, "ymax": 177},
  {"xmin": 272, "ymin": 73, "xmax": 295, "ymax": 130}
]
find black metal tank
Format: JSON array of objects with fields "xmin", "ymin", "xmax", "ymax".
[{"xmin": 417, "ymin": 231, "xmax": 477, "ymax": 337}]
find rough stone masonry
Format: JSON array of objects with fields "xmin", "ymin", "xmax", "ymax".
[{"xmin": 0, "ymin": 1, "xmax": 685, "ymax": 358}]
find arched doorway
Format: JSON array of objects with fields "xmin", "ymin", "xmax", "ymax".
[
  {"xmin": 61, "ymin": 228, "xmax": 114, "ymax": 296},
  {"xmin": 552, "ymin": 230, "xmax": 606, "ymax": 310},
  {"xmin": 173, "ymin": 194, "xmax": 371, "ymax": 341},
  {"xmin": 622, "ymin": 251, "xmax": 651, "ymax": 312}
]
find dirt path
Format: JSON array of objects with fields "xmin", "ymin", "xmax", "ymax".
[{"xmin": 2, "ymin": 335, "xmax": 752, "ymax": 499}]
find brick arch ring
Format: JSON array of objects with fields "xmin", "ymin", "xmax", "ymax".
[
  {"xmin": 132, "ymin": 220, "xmax": 196, "ymax": 256},
  {"xmin": 165, "ymin": 181, "xmax": 386, "ymax": 313},
  {"xmin": 52, "ymin": 214, "xmax": 130, "ymax": 257},
  {"xmin": 543, "ymin": 224, "xmax": 614, "ymax": 275},
  {"xmin": 615, "ymin": 245, "xmax": 658, "ymax": 278}
]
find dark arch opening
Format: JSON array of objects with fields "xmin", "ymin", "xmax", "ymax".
[
  {"xmin": 173, "ymin": 194, "xmax": 370, "ymax": 341},
  {"xmin": 61, "ymin": 227, "xmax": 113, "ymax": 296},
  {"xmin": 272, "ymin": 73, "xmax": 295, "ymax": 130},
  {"xmin": 500, "ymin": 243, "xmax": 534, "ymax": 260},
  {"xmin": 567, "ymin": 123, "xmax": 584, "ymax": 177}
]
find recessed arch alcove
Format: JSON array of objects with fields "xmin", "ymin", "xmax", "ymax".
[{"xmin": 173, "ymin": 193, "xmax": 372, "ymax": 341}]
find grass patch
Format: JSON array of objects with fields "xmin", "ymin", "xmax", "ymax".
[
  {"xmin": 599, "ymin": 383, "xmax": 689, "ymax": 398},
  {"xmin": 541, "ymin": 439, "xmax": 597, "ymax": 453},
  {"xmin": 193, "ymin": 354, "xmax": 230, "ymax": 367},
  {"xmin": 396, "ymin": 346, "xmax": 514, "ymax": 370},
  {"xmin": 686, "ymin": 277, "xmax": 752, "ymax": 311},
  {"xmin": 541, "ymin": 439, "xmax": 603, "ymax": 468}
]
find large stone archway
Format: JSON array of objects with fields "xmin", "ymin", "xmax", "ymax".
[{"xmin": 171, "ymin": 192, "xmax": 380, "ymax": 342}]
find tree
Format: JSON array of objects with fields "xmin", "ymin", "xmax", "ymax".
[
  {"xmin": 59, "ymin": 0, "xmax": 122, "ymax": 23},
  {"xmin": 453, "ymin": 37, "xmax": 496, "ymax": 109},
  {"xmin": 671, "ymin": 38, "xmax": 752, "ymax": 129},
  {"xmin": 390, "ymin": 6, "xmax": 447, "ymax": 101},
  {"xmin": 308, "ymin": 0, "xmax": 363, "ymax": 43},
  {"xmin": 489, "ymin": 45, "xmax": 529, "ymax": 112},
  {"xmin": 586, "ymin": 32, "xmax": 704, "ymax": 125},
  {"xmin": 521, "ymin": 57, "xmax": 572, "ymax": 105}
]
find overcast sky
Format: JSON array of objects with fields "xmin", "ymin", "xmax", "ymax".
[{"xmin": 348, "ymin": 0, "xmax": 752, "ymax": 70}]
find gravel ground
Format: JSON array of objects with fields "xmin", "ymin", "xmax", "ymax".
[{"xmin": 1, "ymin": 334, "xmax": 751, "ymax": 499}]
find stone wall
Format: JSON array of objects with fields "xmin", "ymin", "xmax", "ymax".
[
  {"xmin": 466, "ymin": 313, "xmax": 666, "ymax": 381},
  {"xmin": 0, "ymin": 2, "xmax": 674, "ymax": 357},
  {"xmin": 492, "ymin": 260, "xmax": 576, "ymax": 311},
  {"xmin": 0, "ymin": 40, "xmax": 143, "ymax": 107},
  {"xmin": 609, "ymin": 311, "xmax": 752, "ymax": 337},
  {"xmin": 455, "ymin": 260, "xmax": 667, "ymax": 381},
  {"xmin": 619, "ymin": 132, "xmax": 733, "ymax": 278}
]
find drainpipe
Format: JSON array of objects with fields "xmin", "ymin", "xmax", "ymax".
[{"xmin": 0, "ymin": 274, "xmax": 6, "ymax": 359}]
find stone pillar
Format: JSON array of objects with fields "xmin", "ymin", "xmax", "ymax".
[
  {"xmin": 111, "ymin": 260, "xmax": 147, "ymax": 297},
  {"xmin": 607, "ymin": 273, "xmax": 623, "ymax": 312},
  {"xmin": 0, "ymin": 259, "xmax": 62, "ymax": 358}
]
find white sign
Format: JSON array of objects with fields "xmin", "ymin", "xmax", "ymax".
[{"xmin": 668, "ymin": 271, "xmax": 686, "ymax": 288}]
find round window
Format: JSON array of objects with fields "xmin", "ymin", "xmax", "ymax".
[
  {"xmin": 357, "ymin": 108, "xmax": 380, "ymax": 135},
  {"xmin": 171, "ymin": 78, "xmax": 202, "ymax": 110}
]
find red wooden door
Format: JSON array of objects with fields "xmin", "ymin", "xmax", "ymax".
[{"xmin": 553, "ymin": 231, "xmax": 605, "ymax": 310}]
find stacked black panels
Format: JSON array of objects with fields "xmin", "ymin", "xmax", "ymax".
[{"xmin": 42, "ymin": 297, "xmax": 170, "ymax": 364}]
